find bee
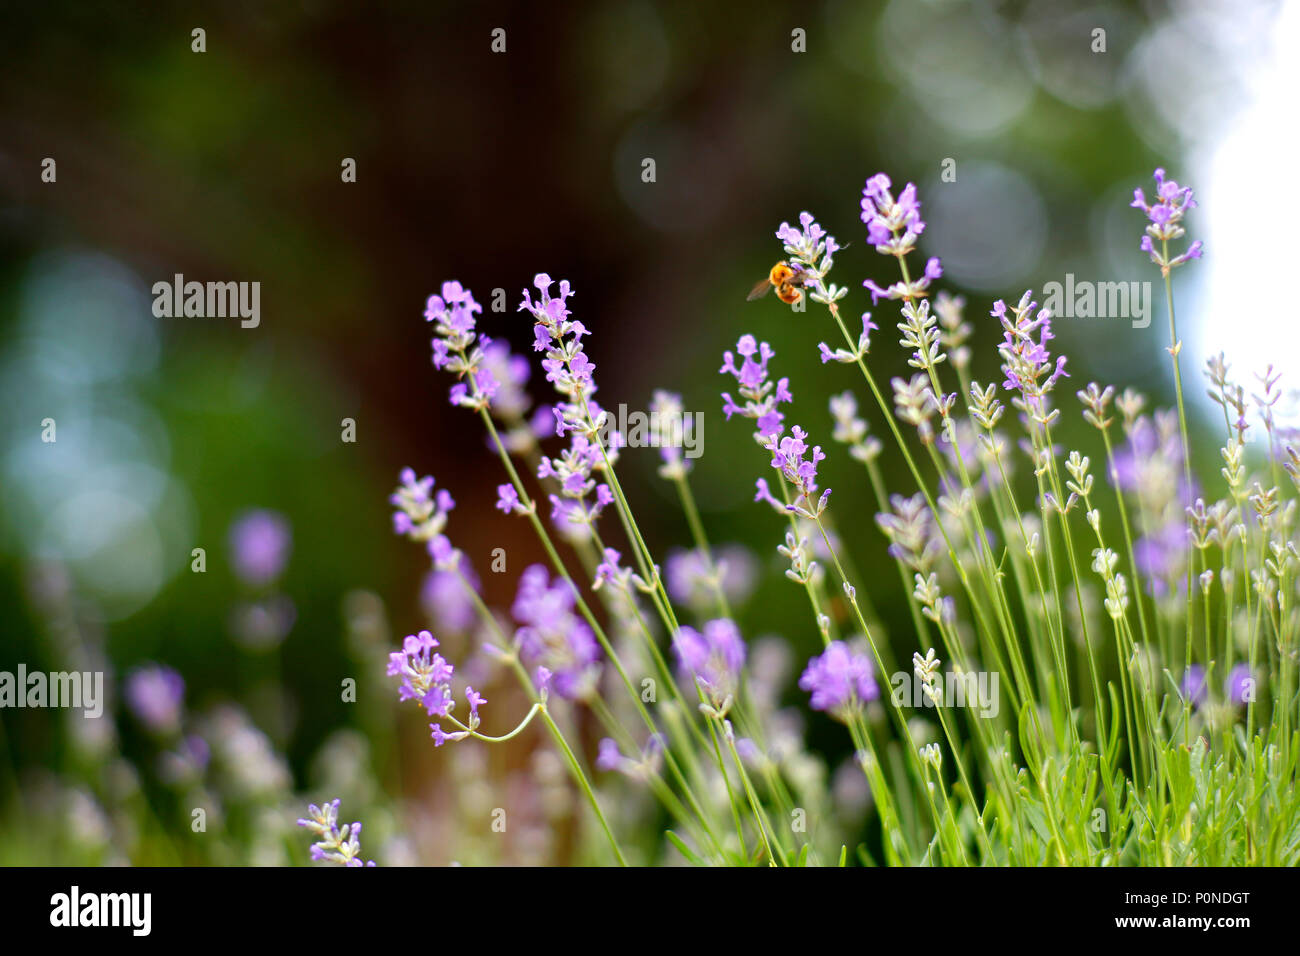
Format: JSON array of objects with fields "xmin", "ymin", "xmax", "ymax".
[{"xmin": 747, "ymin": 261, "xmax": 806, "ymax": 305}]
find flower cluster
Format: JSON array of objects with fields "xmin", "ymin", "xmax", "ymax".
[
  {"xmin": 390, "ymin": 467, "xmax": 455, "ymax": 545},
  {"xmin": 538, "ymin": 433, "xmax": 614, "ymax": 535},
  {"xmin": 427, "ymin": 280, "xmax": 500, "ymax": 411},
  {"xmin": 519, "ymin": 274, "xmax": 594, "ymax": 421},
  {"xmin": 297, "ymin": 799, "xmax": 375, "ymax": 867},
  {"xmin": 518, "ymin": 275, "xmax": 621, "ymax": 539},
  {"xmin": 512, "ymin": 564, "xmax": 601, "ymax": 700},
  {"xmin": 386, "ymin": 629, "xmax": 473, "ymax": 746},
  {"xmin": 673, "ymin": 618, "xmax": 747, "ymax": 714},
  {"xmin": 799, "ymin": 641, "xmax": 879, "ymax": 719},
  {"xmin": 1131, "ymin": 168, "xmax": 1203, "ymax": 270},
  {"xmin": 720, "ymin": 335, "xmax": 792, "ymax": 439},
  {"xmin": 993, "ymin": 291, "xmax": 1068, "ymax": 421},
  {"xmin": 776, "ymin": 211, "xmax": 844, "ymax": 305},
  {"xmin": 860, "ymin": 172, "xmax": 942, "ymax": 302},
  {"xmin": 764, "ymin": 426, "xmax": 831, "ymax": 517}
]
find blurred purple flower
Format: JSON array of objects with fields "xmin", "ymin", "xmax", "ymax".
[
  {"xmin": 1226, "ymin": 664, "xmax": 1255, "ymax": 705},
  {"xmin": 512, "ymin": 564, "xmax": 601, "ymax": 700},
  {"xmin": 665, "ymin": 544, "xmax": 758, "ymax": 611},
  {"xmin": 421, "ymin": 565, "xmax": 478, "ymax": 635},
  {"xmin": 673, "ymin": 618, "xmax": 747, "ymax": 708},
  {"xmin": 1181, "ymin": 665, "xmax": 1207, "ymax": 707},
  {"xmin": 125, "ymin": 664, "xmax": 185, "ymax": 734},
  {"xmin": 799, "ymin": 642, "xmax": 878, "ymax": 717},
  {"xmin": 228, "ymin": 509, "xmax": 291, "ymax": 588}
]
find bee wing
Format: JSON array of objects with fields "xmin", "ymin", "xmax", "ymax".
[{"xmin": 746, "ymin": 278, "xmax": 774, "ymax": 301}]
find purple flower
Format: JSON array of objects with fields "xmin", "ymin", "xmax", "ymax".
[
  {"xmin": 665, "ymin": 545, "xmax": 758, "ymax": 611},
  {"xmin": 228, "ymin": 510, "xmax": 291, "ymax": 587},
  {"xmin": 298, "ymin": 798, "xmax": 375, "ymax": 867},
  {"xmin": 124, "ymin": 664, "xmax": 185, "ymax": 734},
  {"xmin": 1134, "ymin": 519, "xmax": 1188, "ymax": 595},
  {"xmin": 1131, "ymin": 169, "xmax": 1202, "ymax": 270},
  {"xmin": 427, "ymin": 281, "xmax": 494, "ymax": 410},
  {"xmin": 596, "ymin": 737, "xmax": 622, "ymax": 772},
  {"xmin": 720, "ymin": 335, "xmax": 792, "ymax": 438},
  {"xmin": 764, "ymin": 425, "xmax": 832, "ymax": 516},
  {"xmin": 536, "ymin": 428, "xmax": 615, "ymax": 541},
  {"xmin": 391, "ymin": 468, "xmax": 455, "ymax": 543},
  {"xmin": 799, "ymin": 641, "xmax": 879, "ymax": 717},
  {"xmin": 777, "ymin": 211, "xmax": 841, "ymax": 264},
  {"xmin": 673, "ymin": 618, "xmax": 747, "ymax": 709},
  {"xmin": 520, "ymin": 274, "xmax": 597, "ymax": 419},
  {"xmin": 421, "ymin": 566, "xmax": 478, "ymax": 635},
  {"xmin": 860, "ymin": 173, "xmax": 925, "ymax": 257},
  {"xmin": 1225, "ymin": 664, "xmax": 1255, "ymax": 705},
  {"xmin": 387, "ymin": 629, "xmax": 456, "ymax": 717},
  {"xmin": 465, "ymin": 686, "xmax": 486, "ymax": 716},
  {"xmin": 1181, "ymin": 665, "xmax": 1207, "ymax": 707},
  {"xmin": 863, "ymin": 257, "xmax": 943, "ymax": 305},
  {"xmin": 512, "ymin": 564, "xmax": 601, "ymax": 700},
  {"xmin": 496, "ymin": 484, "xmax": 525, "ymax": 515},
  {"xmin": 993, "ymin": 291, "xmax": 1069, "ymax": 415},
  {"xmin": 776, "ymin": 212, "xmax": 841, "ymax": 302},
  {"xmin": 593, "ymin": 547, "xmax": 633, "ymax": 591},
  {"xmin": 479, "ymin": 339, "xmax": 532, "ymax": 420}
]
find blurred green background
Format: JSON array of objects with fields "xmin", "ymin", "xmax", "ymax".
[{"xmin": 0, "ymin": 0, "xmax": 1282, "ymax": 863}]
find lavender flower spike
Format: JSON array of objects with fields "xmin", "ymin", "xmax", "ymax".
[
  {"xmin": 427, "ymin": 280, "xmax": 498, "ymax": 410},
  {"xmin": 860, "ymin": 172, "xmax": 943, "ymax": 303},
  {"xmin": 390, "ymin": 467, "xmax": 455, "ymax": 543},
  {"xmin": 1131, "ymin": 168, "xmax": 1203, "ymax": 270},
  {"xmin": 720, "ymin": 334, "xmax": 793, "ymax": 440},
  {"xmin": 776, "ymin": 211, "xmax": 845, "ymax": 306},
  {"xmin": 387, "ymin": 629, "xmax": 457, "ymax": 718},
  {"xmin": 765, "ymin": 425, "xmax": 832, "ymax": 518},
  {"xmin": 298, "ymin": 798, "xmax": 375, "ymax": 867}
]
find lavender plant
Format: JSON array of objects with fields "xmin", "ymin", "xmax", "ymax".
[{"xmin": 328, "ymin": 169, "xmax": 1299, "ymax": 867}]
